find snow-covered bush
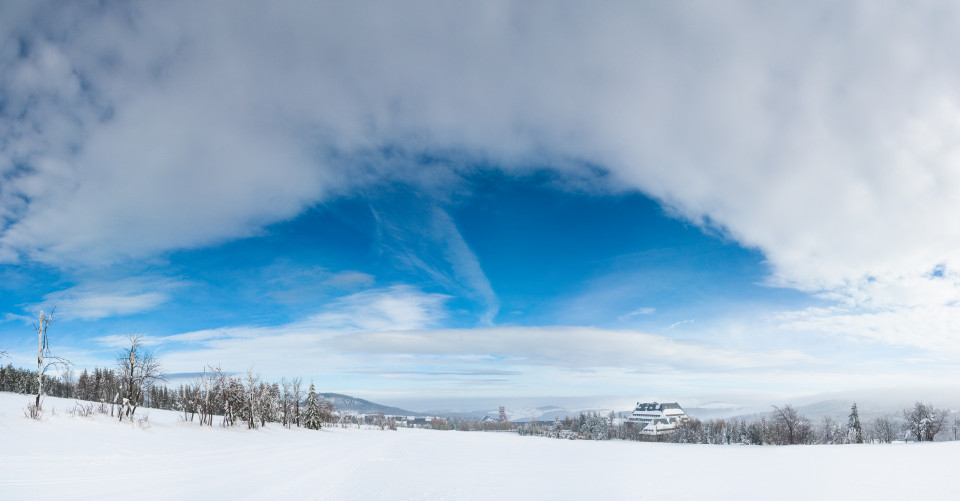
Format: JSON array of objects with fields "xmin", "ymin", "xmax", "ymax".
[{"xmin": 24, "ymin": 402, "xmax": 42, "ymax": 420}]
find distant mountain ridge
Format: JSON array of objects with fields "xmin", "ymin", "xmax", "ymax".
[
  {"xmin": 424, "ymin": 405, "xmax": 618, "ymax": 422},
  {"xmin": 317, "ymin": 390, "xmax": 960, "ymax": 423},
  {"xmin": 317, "ymin": 394, "xmax": 602, "ymax": 421},
  {"xmin": 319, "ymin": 393, "xmax": 425, "ymax": 416}
]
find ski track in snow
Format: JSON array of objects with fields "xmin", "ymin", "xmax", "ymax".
[{"xmin": 1, "ymin": 392, "xmax": 958, "ymax": 500}]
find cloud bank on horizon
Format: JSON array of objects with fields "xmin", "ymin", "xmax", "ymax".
[{"xmin": 2, "ymin": 1, "xmax": 960, "ymax": 403}]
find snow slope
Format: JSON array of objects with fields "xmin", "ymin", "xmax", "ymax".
[{"xmin": 1, "ymin": 392, "xmax": 958, "ymax": 500}]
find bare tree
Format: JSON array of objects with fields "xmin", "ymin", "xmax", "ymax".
[
  {"xmin": 116, "ymin": 333, "xmax": 165, "ymax": 422},
  {"xmin": 34, "ymin": 309, "xmax": 70, "ymax": 410},
  {"xmin": 319, "ymin": 397, "xmax": 336, "ymax": 424},
  {"xmin": 292, "ymin": 377, "xmax": 303, "ymax": 427},
  {"xmin": 244, "ymin": 370, "xmax": 261, "ymax": 429},
  {"xmin": 61, "ymin": 368, "xmax": 77, "ymax": 398},
  {"xmin": 819, "ymin": 416, "xmax": 837, "ymax": 444},
  {"xmin": 196, "ymin": 368, "xmax": 211, "ymax": 425},
  {"xmin": 199, "ymin": 365, "xmax": 242, "ymax": 427},
  {"xmin": 374, "ymin": 411, "xmax": 387, "ymax": 430},
  {"xmin": 280, "ymin": 378, "xmax": 292, "ymax": 427},
  {"xmin": 771, "ymin": 405, "xmax": 811, "ymax": 445}
]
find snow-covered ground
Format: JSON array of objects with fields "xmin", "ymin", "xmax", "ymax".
[{"xmin": 2, "ymin": 392, "xmax": 958, "ymax": 500}]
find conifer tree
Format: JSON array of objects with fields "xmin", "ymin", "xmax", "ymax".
[
  {"xmin": 848, "ymin": 402, "xmax": 863, "ymax": 444},
  {"xmin": 303, "ymin": 382, "xmax": 323, "ymax": 430}
]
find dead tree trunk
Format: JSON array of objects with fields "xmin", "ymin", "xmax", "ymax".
[
  {"xmin": 36, "ymin": 311, "xmax": 43, "ymax": 409},
  {"xmin": 34, "ymin": 310, "xmax": 56, "ymax": 409}
]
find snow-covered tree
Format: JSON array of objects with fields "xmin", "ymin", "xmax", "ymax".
[
  {"xmin": 256, "ymin": 382, "xmax": 279, "ymax": 427},
  {"xmin": 76, "ymin": 369, "xmax": 94, "ymax": 401},
  {"xmin": 924, "ymin": 407, "xmax": 949, "ymax": 441},
  {"xmin": 292, "ymin": 377, "xmax": 303, "ymax": 427},
  {"xmin": 903, "ymin": 402, "xmax": 949, "ymax": 442},
  {"xmin": 243, "ymin": 370, "xmax": 262, "ymax": 429},
  {"xmin": 583, "ymin": 412, "xmax": 608, "ymax": 440},
  {"xmin": 771, "ymin": 405, "xmax": 811, "ymax": 445},
  {"xmin": 737, "ymin": 419, "xmax": 749, "ymax": 444},
  {"xmin": 820, "ymin": 416, "xmax": 836, "ymax": 444},
  {"xmin": 868, "ymin": 416, "xmax": 897, "ymax": 443},
  {"xmin": 116, "ymin": 333, "xmax": 164, "ymax": 422},
  {"xmin": 280, "ymin": 378, "xmax": 292, "ymax": 427},
  {"xmin": 303, "ymin": 382, "xmax": 324, "ymax": 430},
  {"xmin": 848, "ymin": 403, "xmax": 864, "ymax": 444}
]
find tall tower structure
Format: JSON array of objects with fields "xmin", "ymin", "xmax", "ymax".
[{"xmin": 499, "ymin": 406, "xmax": 508, "ymax": 423}]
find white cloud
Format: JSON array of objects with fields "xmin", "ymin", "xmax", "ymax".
[
  {"xmin": 28, "ymin": 277, "xmax": 183, "ymax": 321},
  {"xmin": 617, "ymin": 307, "xmax": 655, "ymax": 322},
  {"xmin": 331, "ymin": 325, "xmax": 811, "ymax": 372},
  {"xmin": 150, "ymin": 317, "xmax": 821, "ymax": 397},
  {"xmin": 135, "ymin": 284, "xmax": 804, "ymax": 377},
  {"xmin": 93, "ymin": 333, "xmax": 162, "ymax": 349},
  {"xmin": 146, "ymin": 315, "xmax": 954, "ymax": 402},
  {"xmin": 2, "ymin": 2, "xmax": 960, "ymax": 351},
  {"xmin": 779, "ymin": 306, "xmax": 960, "ymax": 356},
  {"xmin": 774, "ymin": 270, "xmax": 960, "ymax": 352},
  {"xmin": 307, "ymin": 285, "xmax": 450, "ymax": 331},
  {"xmin": 35, "ymin": 280, "xmax": 954, "ymax": 401},
  {"xmin": 318, "ymin": 271, "xmax": 376, "ymax": 290}
]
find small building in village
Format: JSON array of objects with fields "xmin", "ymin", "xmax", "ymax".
[{"xmin": 627, "ymin": 402, "xmax": 689, "ymax": 435}]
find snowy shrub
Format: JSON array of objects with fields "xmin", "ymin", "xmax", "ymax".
[
  {"xmin": 372, "ymin": 411, "xmax": 387, "ymax": 430},
  {"xmin": 24, "ymin": 402, "xmax": 42, "ymax": 420},
  {"xmin": 70, "ymin": 402, "xmax": 95, "ymax": 418}
]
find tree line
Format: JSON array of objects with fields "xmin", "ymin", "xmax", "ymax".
[
  {"xmin": 513, "ymin": 402, "xmax": 956, "ymax": 444},
  {"xmin": 1, "ymin": 329, "xmax": 337, "ymax": 431},
  {"xmin": 666, "ymin": 402, "xmax": 953, "ymax": 445},
  {"xmin": 1, "ymin": 362, "xmax": 337, "ymax": 430}
]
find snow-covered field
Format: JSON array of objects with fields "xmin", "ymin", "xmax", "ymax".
[{"xmin": 2, "ymin": 392, "xmax": 958, "ymax": 500}]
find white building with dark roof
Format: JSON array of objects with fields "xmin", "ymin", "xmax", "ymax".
[{"xmin": 628, "ymin": 402, "xmax": 689, "ymax": 435}]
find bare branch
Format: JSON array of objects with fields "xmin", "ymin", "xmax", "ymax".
[
  {"xmin": 34, "ymin": 308, "xmax": 69, "ymax": 410},
  {"xmin": 116, "ymin": 333, "xmax": 164, "ymax": 421}
]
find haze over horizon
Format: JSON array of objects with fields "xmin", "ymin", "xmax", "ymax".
[{"xmin": 3, "ymin": 1, "xmax": 960, "ymax": 412}]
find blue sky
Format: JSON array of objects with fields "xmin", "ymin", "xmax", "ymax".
[{"xmin": 3, "ymin": 1, "xmax": 960, "ymax": 410}]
